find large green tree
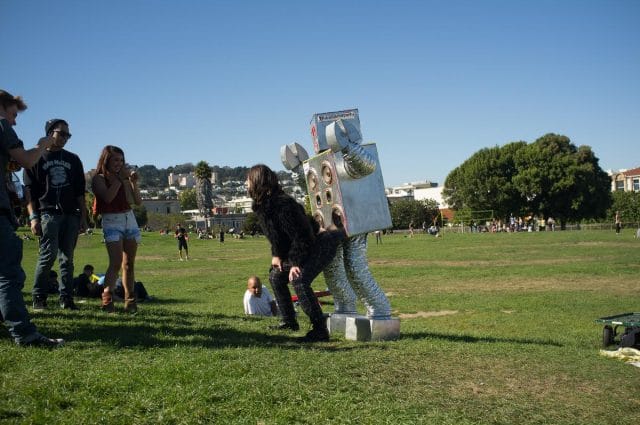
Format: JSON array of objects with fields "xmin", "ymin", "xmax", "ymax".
[
  {"xmin": 512, "ymin": 134, "xmax": 611, "ymax": 227},
  {"xmin": 444, "ymin": 134, "xmax": 611, "ymax": 228},
  {"xmin": 443, "ymin": 142, "xmax": 527, "ymax": 218}
]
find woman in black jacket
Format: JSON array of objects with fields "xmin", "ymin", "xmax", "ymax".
[{"xmin": 247, "ymin": 164, "xmax": 344, "ymax": 342}]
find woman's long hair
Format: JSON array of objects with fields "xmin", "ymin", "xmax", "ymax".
[
  {"xmin": 95, "ymin": 145, "xmax": 125, "ymax": 175},
  {"xmin": 247, "ymin": 164, "xmax": 281, "ymax": 204}
]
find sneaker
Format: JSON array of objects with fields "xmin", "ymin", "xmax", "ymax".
[
  {"xmin": 59, "ymin": 297, "xmax": 79, "ymax": 310},
  {"xmin": 269, "ymin": 321, "xmax": 300, "ymax": 331},
  {"xmin": 297, "ymin": 328, "xmax": 330, "ymax": 343},
  {"xmin": 32, "ymin": 297, "xmax": 47, "ymax": 311},
  {"xmin": 19, "ymin": 332, "xmax": 64, "ymax": 349}
]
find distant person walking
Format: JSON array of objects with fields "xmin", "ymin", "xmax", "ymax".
[
  {"xmin": 175, "ymin": 223, "xmax": 189, "ymax": 260},
  {"xmin": 91, "ymin": 145, "xmax": 142, "ymax": 313},
  {"xmin": 0, "ymin": 88, "xmax": 64, "ymax": 347},
  {"xmin": 615, "ymin": 211, "xmax": 621, "ymax": 235},
  {"xmin": 24, "ymin": 118, "xmax": 87, "ymax": 311}
]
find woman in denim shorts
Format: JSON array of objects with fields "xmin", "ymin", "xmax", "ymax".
[{"xmin": 91, "ymin": 146, "xmax": 142, "ymax": 313}]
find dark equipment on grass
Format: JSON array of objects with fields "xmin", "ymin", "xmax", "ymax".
[{"xmin": 595, "ymin": 312, "xmax": 640, "ymax": 349}]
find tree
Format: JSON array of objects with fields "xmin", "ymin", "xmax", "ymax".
[
  {"xmin": 443, "ymin": 142, "xmax": 527, "ymax": 218},
  {"xmin": 194, "ymin": 161, "xmax": 213, "ymax": 231},
  {"xmin": 609, "ymin": 191, "xmax": 640, "ymax": 226},
  {"xmin": 178, "ymin": 188, "xmax": 198, "ymax": 211},
  {"xmin": 444, "ymin": 134, "xmax": 611, "ymax": 228},
  {"xmin": 512, "ymin": 134, "xmax": 611, "ymax": 228},
  {"xmin": 389, "ymin": 199, "xmax": 439, "ymax": 230}
]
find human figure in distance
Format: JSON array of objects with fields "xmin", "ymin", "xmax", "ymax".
[
  {"xmin": 0, "ymin": 88, "xmax": 63, "ymax": 347},
  {"xmin": 24, "ymin": 118, "xmax": 87, "ymax": 311},
  {"xmin": 175, "ymin": 223, "xmax": 189, "ymax": 260}
]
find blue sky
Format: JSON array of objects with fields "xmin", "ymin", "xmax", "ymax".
[{"xmin": 3, "ymin": 0, "xmax": 639, "ymax": 186}]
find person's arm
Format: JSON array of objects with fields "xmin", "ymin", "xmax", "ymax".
[
  {"xmin": 127, "ymin": 170, "xmax": 142, "ymax": 206},
  {"xmin": 92, "ymin": 173, "xmax": 122, "ymax": 204},
  {"xmin": 281, "ymin": 201, "xmax": 314, "ymax": 268},
  {"xmin": 243, "ymin": 291, "xmax": 252, "ymax": 315},
  {"xmin": 8, "ymin": 136, "xmax": 53, "ymax": 169},
  {"xmin": 74, "ymin": 157, "xmax": 88, "ymax": 232},
  {"xmin": 24, "ymin": 186, "xmax": 42, "ymax": 236}
]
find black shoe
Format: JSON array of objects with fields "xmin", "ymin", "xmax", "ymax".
[
  {"xmin": 297, "ymin": 328, "xmax": 330, "ymax": 343},
  {"xmin": 59, "ymin": 297, "xmax": 79, "ymax": 310},
  {"xmin": 269, "ymin": 321, "xmax": 300, "ymax": 331},
  {"xmin": 19, "ymin": 332, "xmax": 65, "ymax": 349},
  {"xmin": 33, "ymin": 297, "xmax": 47, "ymax": 311}
]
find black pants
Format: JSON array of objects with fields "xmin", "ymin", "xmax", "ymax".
[{"xmin": 269, "ymin": 230, "xmax": 344, "ymax": 329}]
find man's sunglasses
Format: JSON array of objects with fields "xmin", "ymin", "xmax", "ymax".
[{"xmin": 53, "ymin": 130, "xmax": 72, "ymax": 139}]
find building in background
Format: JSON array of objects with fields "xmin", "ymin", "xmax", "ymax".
[{"xmin": 610, "ymin": 167, "xmax": 640, "ymax": 192}]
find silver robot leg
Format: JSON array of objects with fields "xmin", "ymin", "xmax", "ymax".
[
  {"xmin": 322, "ymin": 244, "xmax": 357, "ymax": 314},
  {"xmin": 344, "ymin": 234, "xmax": 391, "ymax": 318}
]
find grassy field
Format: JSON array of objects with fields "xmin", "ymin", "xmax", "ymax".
[{"xmin": 0, "ymin": 228, "xmax": 638, "ymax": 424}]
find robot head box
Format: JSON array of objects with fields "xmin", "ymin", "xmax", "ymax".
[
  {"xmin": 310, "ymin": 109, "xmax": 360, "ymax": 154},
  {"xmin": 304, "ymin": 109, "xmax": 392, "ymax": 236}
]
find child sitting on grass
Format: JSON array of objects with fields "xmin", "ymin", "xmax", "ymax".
[{"xmin": 243, "ymin": 276, "xmax": 278, "ymax": 317}]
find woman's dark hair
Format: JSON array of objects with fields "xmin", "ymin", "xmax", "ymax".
[
  {"xmin": 95, "ymin": 145, "xmax": 125, "ymax": 175},
  {"xmin": 247, "ymin": 164, "xmax": 281, "ymax": 204}
]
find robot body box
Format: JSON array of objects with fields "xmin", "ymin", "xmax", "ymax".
[{"xmin": 303, "ymin": 143, "xmax": 391, "ymax": 236}]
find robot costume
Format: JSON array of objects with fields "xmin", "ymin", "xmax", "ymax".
[{"xmin": 281, "ymin": 109, "xmax": 399, "ymax": 340}]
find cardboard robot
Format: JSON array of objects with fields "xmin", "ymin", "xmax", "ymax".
[{"xmin": 281, "ymin": 109, "xmax": 400, "ymax": 341}]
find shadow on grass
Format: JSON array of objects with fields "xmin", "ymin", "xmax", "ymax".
[
  {"xmin": 30, "ymin": 308, "xmax": 373, "ymax": 351},
  {"xmin": 402, "ymin": 331, "xmax": 564, "ymax": 347}
]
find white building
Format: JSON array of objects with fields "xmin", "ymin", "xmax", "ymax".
[{"xmin": 386, "ymin": 181, "xmax": 448, "ymax": 208}]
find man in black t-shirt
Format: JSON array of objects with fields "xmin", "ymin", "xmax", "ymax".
[
  {"xmin": 175, "ymin": 223, "xmax": 189, "ymax": 260},
  {"xmin": 24, "ymin": 119, "xmax": 88, "ymax": 311}
]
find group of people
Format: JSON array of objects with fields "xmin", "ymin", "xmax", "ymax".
[
  {"xmin": 1, "ymin": 89, "xmax": 145, "ymax": 347},
  {"xmin": 2, "ymin": 88, "xmax": 369, "ymax": 347}
]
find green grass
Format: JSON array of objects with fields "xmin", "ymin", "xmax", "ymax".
[{"xmin": 1, "ymin": 229, "xmax": 639, "ymax": 424}]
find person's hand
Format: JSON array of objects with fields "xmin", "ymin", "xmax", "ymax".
[
  {"xmin": 129, "ymin": 170, "xmax": 138, "ymax": 184},
  {"xmin": 289, "ymin": 266, "xmax": 301, "ymax": 281},
  {"xmin": 36, "ymin": 136, "xmax": 54, "ymax": 150},
  {"xmin": 30, "ymin": 219, "xmax": 42, "ymax": 236},
  {"xmin": 271, "ymin": 256, "xmax": 283, "ymax": 270}
]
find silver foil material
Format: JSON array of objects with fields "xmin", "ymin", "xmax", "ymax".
[{"xmin": 324, "ymin": 234, "xmax": 391, "ymax": 319}]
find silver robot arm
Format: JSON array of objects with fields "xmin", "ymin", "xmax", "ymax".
[
  {"xmin": 280, "ymin": 142, "xmax": 309, "ymax": 189},
  {"xmin": 325, "ymin": 119, "xmax": 376, "ymax": 179}
]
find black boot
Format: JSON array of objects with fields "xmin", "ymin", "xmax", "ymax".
[
  {"xmin": 269, "ymin": 321, "xmax": 300, "ymax": 331},
  {"xmin": 298, "ymin": 320, "xmax": 329, "ymax": 343}
]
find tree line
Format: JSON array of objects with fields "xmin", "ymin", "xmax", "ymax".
[{"xmin": 135, "ymin": 163, "xmax": 253, "ymax": 189}]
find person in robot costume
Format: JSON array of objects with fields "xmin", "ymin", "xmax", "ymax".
[{"xmin": 281, "ymin": 111, "xmax": 392, "ymax": 320}]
